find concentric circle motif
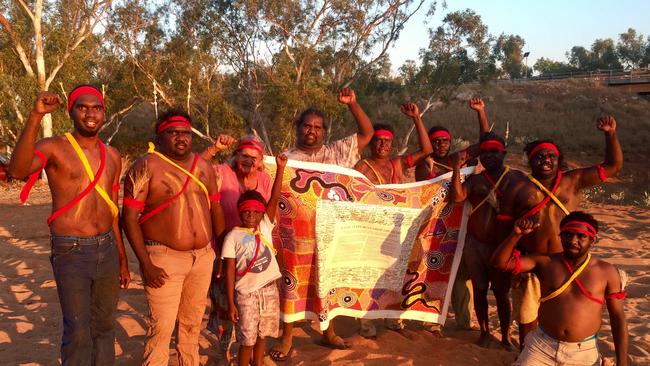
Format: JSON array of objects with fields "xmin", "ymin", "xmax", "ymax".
[
  {"xmin": 337, "ymin": 291, "xmax": 358, "ymax": 308},
  {"xmin": 375, "ymin": 190, "xmax": 394, "ymax": 201},
  {"xmin": 425, "ymin": 251, "xmax": 445, "ymax": 271},
  {"xmin": 281, "ymin": 270, "xmax": 297, "ymax": 292},
  {"xmin": 278, "ymin": 196, "xmax": 293, "ymax": 216}
]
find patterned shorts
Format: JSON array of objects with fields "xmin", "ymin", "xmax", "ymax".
[{"xmin": 235, "ymin": 282, "xmax": 280, "ymax": 346}]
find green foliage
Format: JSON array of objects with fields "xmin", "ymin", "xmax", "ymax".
[
  {"xmin": 533, "ymin": 58, "xmax": 576, "ymax": 76},
  {"xmin": 493, "ymin": 33, "xmax": 526, "ymax": 79}
]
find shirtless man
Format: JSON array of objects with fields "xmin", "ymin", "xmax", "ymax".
[
  {"xmin": 353, "ymin": 102, "xmax": 431, "ymax": 338},
  {"xmin": 354, "ymin": 102, "xmax": 432, "ymax": 185},
  {"xmin": 497, "ymin": 116, "xmax": 623, "ymax": 347},
  {"xmin": 9, "ymin": 87, "xmax": 130, "ymax": 365},
  {"xmin": 270, "ymin": 87, "xmax": 373, "ymax": 361},
  {"xmin": 450, "ymin": 132, "xmax": 516, "ymax": 350},
  {"xmin": 414, "ymin": 98, "xmax": 489, "ymax": 181},
  {"xmin": 415, "ymin": 98, "xmax": 490, "ymax": 333},
  {"xmin": 492, "ymin": 213, "xmax": 628, "ymax": 365},
  {"xmin": 121, "ymin": 109, "xmax": 224, "ymax": 365}
]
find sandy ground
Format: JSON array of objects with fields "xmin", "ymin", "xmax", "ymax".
[{"xmin": 1, "ymin": 186, "xmax": 648, "ymax": 365}]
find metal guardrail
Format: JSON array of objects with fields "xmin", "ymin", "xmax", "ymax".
[{"xmin": 505, "ymin": 68, "xmax": 650, "ymax": 84}]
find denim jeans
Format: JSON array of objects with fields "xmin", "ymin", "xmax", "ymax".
[{"xmin": 50, "ymin": 229, "xmax": 120, "ymax": 366}]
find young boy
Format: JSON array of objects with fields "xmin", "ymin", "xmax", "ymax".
[
  {"xmin": 223, "ymin": 153, "xmax": 287, "ymax": 366},
  {"xmin": 491, "ymin": 212, "xmax": 628, "ymax": 366}
]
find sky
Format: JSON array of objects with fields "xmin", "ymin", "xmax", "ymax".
[{"xmin": 389, "ymin": 0, "xmax": 650, "ymax": 72}]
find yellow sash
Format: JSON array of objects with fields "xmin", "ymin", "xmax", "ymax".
[
  {"xmin": 429, "ymin": 158, "xmax": 452, "ymax": 171},
  {"xmin": 526, "ymin": 174, "xmax": 570, "ymax": 215},
  {"xmin": 236, "ymin": 227, "xmax": 277, "ymax": 255},
  {"xmin": 147, "ymin": 142, "xmax": 211, "ymax": 208},
  {"xmin": 362, "ymin": 159, "xmax": 386, "ymax": 185},
  {"xmin": 540, "ymin": 253, "xmax": 591, "ymax": 303},
  {"xmin": 64, "ymin": 133, "xmax": 119, "ymax": 218},
  {"xmin": 470, "ymin": 165, "xmax": 510, "ymax": 215}
]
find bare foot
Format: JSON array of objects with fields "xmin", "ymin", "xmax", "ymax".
[{"xmin": 321, "ymin": 334, "xmax": 350, "ymax": 349}]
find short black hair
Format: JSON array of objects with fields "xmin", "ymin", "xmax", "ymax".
[
  {"xmin": 372, "ymin": 123, "xmax": 394, "ymax": 139},
  {"xmin": 524, "ymin": 139, "xmax": 564, "ymax": 167},
  {"xmin": 295, "ymin": 107, "xmax": 327, "ymax": 130},
  {"xmin": 560, "ymin": 211, "xmax": 599, "ymax": 233},
  {"xmin": 68, "ymin": 84, "xmax": 103, "ymax": 114},
  {"xmin": 237, "ymin": 190, "xmax": 267, "ymax": 207},
  {"xmin": 427, "ymin": 125, "xmax": 450, "ymax": 137},
  {"xmin": 479, "ymin": 132, "xmax": 505, "ymax": 145},
  {"xmin": 155, "ymin": 108, "xmax": 192, "ymax": 134}
]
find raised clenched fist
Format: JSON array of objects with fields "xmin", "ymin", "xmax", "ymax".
[
  {"xmin": 596, "ymin": 116, "xmax": 616, "ymax": 133},
  {"xmin": 469, "ymin": 97, "xmax": 485, "ymax": 112},
  {"xmin": 400, "ymin": 102, "xmax": 420, "ymax": 119},
  {"xmin": 33, "ymin": 91, "xmax": 62, "ymax": 115},
  {"xmin": 214, "ymin": 134, "xmax": 236, "ymax": 151},
  {"xmin": 449, "ymin": 150, "xmax": 469, "ymax": 169},
  {"xmin": 514, "ymin": 218, "xmax": 539, "ymax": 236},
  {"xmin": 275, "ymin": 153, "xmax": 288, "ymax": 168},
  {"xmin": 337, "ymin": 87, "xmax": 357, "ymax": 105}
]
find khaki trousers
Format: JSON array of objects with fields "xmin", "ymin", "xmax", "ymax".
[{"xmin": 143, "ymin": 244, "xmax": 215, "ymax": 366}]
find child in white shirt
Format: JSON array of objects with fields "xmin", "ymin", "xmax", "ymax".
[{"xmin": 223, "ymin": 154, "xmax": 287, "ymax": 366}]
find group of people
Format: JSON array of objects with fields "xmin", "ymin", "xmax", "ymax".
[{"xmin": 7, "ymin": 84, "xmax": 628, "ymax": 366}]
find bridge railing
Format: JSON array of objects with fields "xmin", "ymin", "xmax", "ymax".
[{"xmin": 501, "ymin": 68, "xmax": 650, "ymax": 84}]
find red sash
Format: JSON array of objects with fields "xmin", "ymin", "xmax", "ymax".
[
  {"xmin": 138, "ymin": 154, "xmax": 200, "ymax": 224},
  {"xmin": 561, "ymin": 255, "xmax": 604, "ymax": 305},
  {"xmin": 19, "ymin": 150, "xmax": 47, "ymax": 204},
  {"xmin": 521, "ymin": 171, "xmax": 563, "ymax": 219},
  {"xmin": 47, "ymin": 140, "xmax": 107, "ymax": 225}
]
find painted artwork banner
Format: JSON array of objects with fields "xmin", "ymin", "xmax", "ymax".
[{"xmin": 264, "ymin": 157, "xmax": 473, "ymax": 330}]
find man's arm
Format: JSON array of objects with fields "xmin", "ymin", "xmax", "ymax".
[
  {"xmin": 574, "ymin": 116, "xmax": 623, "ymax": 190},
  {"xmin": 110, "ymin": 149, "xmax": 131, "ymax": 289},
  {"xmin": 8, "ymin": 92, "xmax": 61, "ymax": 179},
  {"xmin": 450, "ymin": 150, "xmax": 470, "ymax": 203},
  {"xmin": 605, "ymin": 265, "xmax": 628, "ymax": 366},
  {"xmin": 469, "ymin": 97, "xmax": 490, "ymax": 137},
  {"xmin": 205, "ymin": 161, "xmax": 225, "ymax": 257},
  {"xmin": 200, "ymin": 134, "xmax": 236, "ymax": 161},
  {"xmin": 267, "ymin": 154, "xmax": 287, "ymax": 220},
  {"xmin": 491, "ymin": 218, "xmax": 540, "ymax": 272},
  {"xmin": 338, "ymin": 88, "xmax": 374, "ymax": 153},
  {"xmin": 121, "ymin": 159, "xmax": 168, "ymax": 288},
  {"xmin": 399, "ymin": 102, "xmax": 433, "ymax": 168},
  {"xmin": 494, "ymin": 173, "xmax": 523, "ymax": 244}
]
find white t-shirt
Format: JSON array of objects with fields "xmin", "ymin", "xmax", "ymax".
[
  {"xmin": 222, "ymin": 214, "xmax": 281, "ymax": 294},
  {"xmin": 283, "ymin": 133, "xmax": 359, "ymax": 168}
]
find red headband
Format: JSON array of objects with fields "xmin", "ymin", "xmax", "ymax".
[
  {"xmin": 238, "ymin": 200, "xmax": 266, "ymax": 213},
  {"xmin": 157, "ymin": 116, "xmax": 192, "ymax": 134},
  {"xmin": 528, "ymin": 142, "xmax": 559, "ymax": 159},
  {"xmin": 67, "ymin": 86, "xmax": 105, "ymax": 113},
  {"xmin": 429, "ymin": 130, "xmax": 451, "ymax": 140},
  {"xmin": 480, "ymin": 140, "xmax": 506, "ymax": 152},
  {"xmin": 374, "ymin": 130, "xmax": 394, "ymax": 139},
  {"xmin": 237, "ymin": 138, "xmax": 264, "ymax": 155},
  {"xmin": 560, "ymin": 220, "xmax": 598, "ymax": 238}
]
